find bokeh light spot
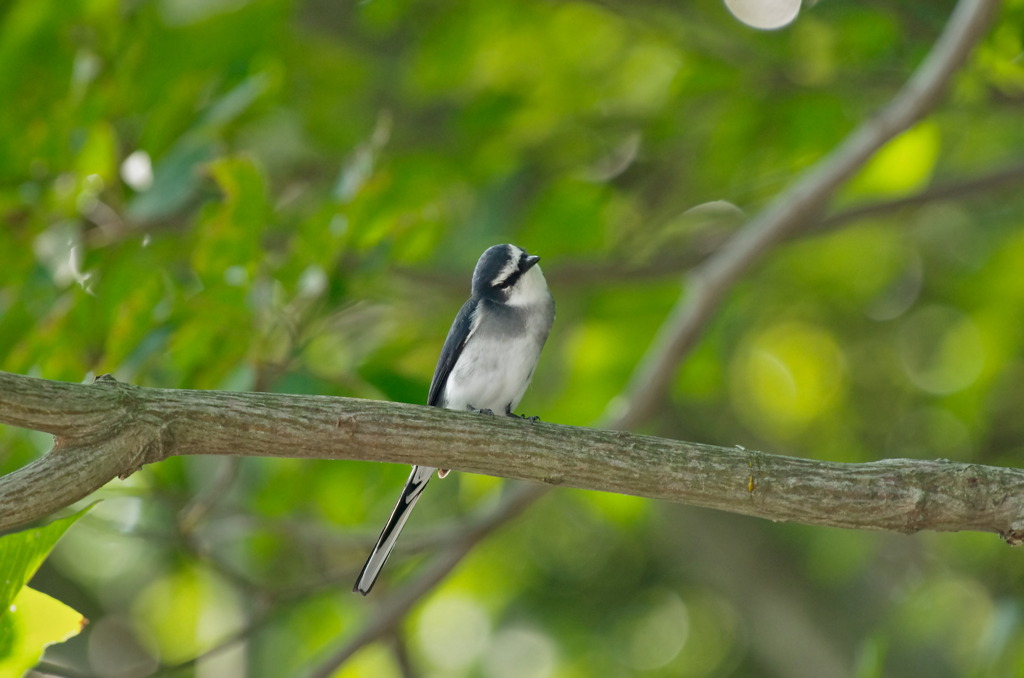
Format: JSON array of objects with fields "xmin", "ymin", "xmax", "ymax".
[
  {"xmin": 131, "ymin": 566, "xmax": 244, "ymax": 664},
  {"xmin": 732, "ymin": 321, "xmax": 846, "ymax": 438},
  {"xmin": 618, "ymin": 590, "xmax": 690, "ymax": 670},
  {"xmin": 121, "ymin": 150, "xmax": 154, "ymax": 191},
  {"xmin": 484, "ymin": 626, "xmax": 558, "ymax": 678},
  {"xmin": 415, "ymin": 594, "xmax": 492, "ymax": 671},
  {"xmin": 899, "ymin": 305, "xmax": 984, "ymax": 395},
  {"xmin": 725, "ymin": 0, "xmax": 800, "ymax": 30},
  {"xmin": 848, "ymin": 120, "xmax": 941, "ymax": 197}
]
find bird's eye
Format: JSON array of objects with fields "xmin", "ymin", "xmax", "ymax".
[{"xmin": 495, "ymin": 272, "xmax": 519, "ymax": 290}]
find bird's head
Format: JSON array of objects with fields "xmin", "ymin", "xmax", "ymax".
[{"xmin": 471, "ymin": 244, "xmax": 548, "ymax": 306}]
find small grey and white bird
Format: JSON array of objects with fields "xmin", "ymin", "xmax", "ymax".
[{"xmin": 353, "ymin": 243, "xmax": 555, "ymax": 595}]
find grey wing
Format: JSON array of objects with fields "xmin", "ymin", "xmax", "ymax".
[{"xmin": 427, "ymin": 297, "xmax": 478, "ymax": 408}]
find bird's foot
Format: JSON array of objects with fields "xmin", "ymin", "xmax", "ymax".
[
  {"xmin": 505, "ymin": 404, "xmax": 540, "ymax": 421},
  {"xmin": 470, "ymin": 406, "xmax": 495, "ymax": 416}
]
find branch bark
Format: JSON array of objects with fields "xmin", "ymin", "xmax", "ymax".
[{"xmin": 3, "ymin": 370, "xmax": 1024, "ymax": 542}]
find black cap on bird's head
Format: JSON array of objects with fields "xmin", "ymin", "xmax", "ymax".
[{"xmin": 472, "ymin": 244, "xmax": 541, "ymax": 298}]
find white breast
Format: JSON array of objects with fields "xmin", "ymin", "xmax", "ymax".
[
  {"xmin": 444, "ymin": 301, "xmax": 551, "ymax": 413},
  {"xmin": 444, "ymin": 330, "xmax": 543, "ymax": 413}
]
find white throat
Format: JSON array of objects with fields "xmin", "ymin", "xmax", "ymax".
[{"xmin": 506, "ymin": 265, "xmax": 550, "ymax": 307}]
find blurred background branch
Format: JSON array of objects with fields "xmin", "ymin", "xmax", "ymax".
[{"xmin": 607, "ymin": 0, "xmax": 999, "ymax": 431}]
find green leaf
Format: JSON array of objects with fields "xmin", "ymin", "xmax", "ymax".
[
  {"xmin": 0, "ymin": 506, "xmax": 91, "ymax": 612},
  {"xmin": 190, "ymin": 154, "xmax": 270, "ymax": 282},
  {"xmin": 0, "ymin": 506, "xmax": 92, "ymax": 675},
  {"xmin": 0, "ymin": 586, "xmax": 86, "ymax": 677}
]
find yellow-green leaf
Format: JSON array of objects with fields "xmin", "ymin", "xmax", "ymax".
[{"xmin": 0, "ymin": 586, "xmax": 86, "ymax": 677}]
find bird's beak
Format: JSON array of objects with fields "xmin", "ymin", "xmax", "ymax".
[{"xmin": 524, "ymin": 255, "xmax": 541, "ymax": 270}]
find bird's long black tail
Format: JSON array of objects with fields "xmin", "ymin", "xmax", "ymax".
[{"xmin": 352, "ymin": 465, "xmax": 435, "ymax": 595}]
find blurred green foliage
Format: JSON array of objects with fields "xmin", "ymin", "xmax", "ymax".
[
  {"xmin": 0, "ymin": 509, "xmax": 88, "ymax": 676},
  {"xmin": 2, "ymin": 0, "xmax": 1024, "ymax": 676}
]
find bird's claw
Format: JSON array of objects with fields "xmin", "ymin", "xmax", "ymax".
[{"xmin": 504, "ymin": 404, "xmax": 540, "ymax": 421}]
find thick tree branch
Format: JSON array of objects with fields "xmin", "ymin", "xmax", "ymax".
[
  {"xmin": 3, "ymin": 371, "xmax": 1024, "ymax": 542},
  {"xmin": 606, "ymin": 0, "xmax": 1000, "ymax": 430}
]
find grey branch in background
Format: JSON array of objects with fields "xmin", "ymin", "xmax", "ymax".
[{"xmin": 605, "ymin": 0, "xmax": 1000, "ymax": 431}]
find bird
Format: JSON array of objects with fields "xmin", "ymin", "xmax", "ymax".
[{"xmin": 353, "ymin": 243, "xmax": 555, "ymax": 595}]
